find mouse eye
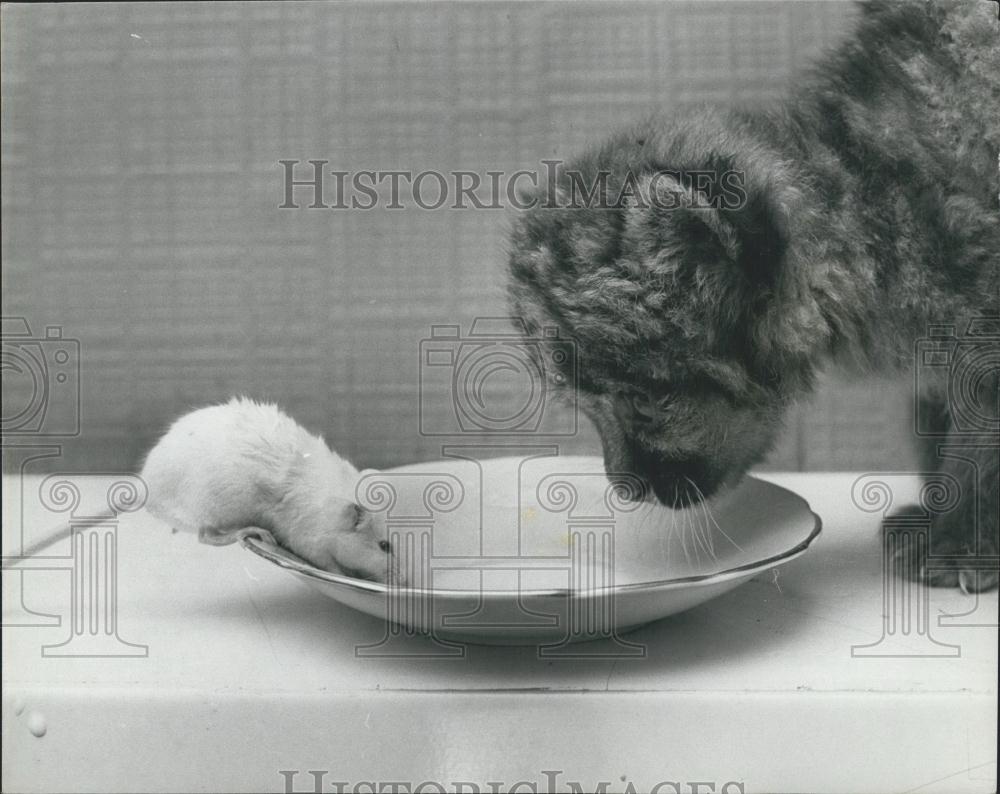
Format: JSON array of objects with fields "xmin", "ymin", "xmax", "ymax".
[{"xmin": 378, "ymin": 540, "xmax": 392, "ymax": 553}]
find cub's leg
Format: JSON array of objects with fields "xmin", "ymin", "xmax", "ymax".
[{"xmin": 898, "ymin": 386, "xmax": 999, "ymax": 592}]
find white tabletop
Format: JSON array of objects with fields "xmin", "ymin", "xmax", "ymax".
[{"xmin": 2, "ymin": 472, "xmax": 997, "ymax": 794}]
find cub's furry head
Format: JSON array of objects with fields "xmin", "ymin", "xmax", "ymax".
[{"xmin": 508, "ymin": 109, "xmax": 835, "ymax": 506}]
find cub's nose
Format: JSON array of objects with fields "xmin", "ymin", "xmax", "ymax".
[{"xmin": 631, "ymin": 447, "xmax": 715, "ymax": 506}]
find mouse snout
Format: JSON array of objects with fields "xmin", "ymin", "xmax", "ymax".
[
  {"xmin": 376, "ymin": 533, "xmax": 405, "ymax": 586},
  {"xmin": 387, "ymin": 564, "xmax": 406, "ymax": 587},
  {"xmin": 374, "ymin": 530, "xmax": 406, "ymax": 587},
  {"xmin": 336, "ymin": 505, "xmax": 405, "ymax": 585}
]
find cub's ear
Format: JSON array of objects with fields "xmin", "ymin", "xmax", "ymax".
[{"xmin": 643, "ymin": 172, "xmax": 788, "ymax": 287}]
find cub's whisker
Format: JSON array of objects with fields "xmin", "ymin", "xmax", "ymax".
[{"xmin": 689, "ymin": 478, "xmax": 743, "ymax": 553}]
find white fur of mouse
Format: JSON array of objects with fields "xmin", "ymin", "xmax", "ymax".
[{"xmin": 141, "ymin": 397, "xmax": 402, "ymax": 584}]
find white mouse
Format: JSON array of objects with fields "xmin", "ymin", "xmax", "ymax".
[{"xmin": 140, "ymin": 397, "xmax": 402, "ymax": 584}]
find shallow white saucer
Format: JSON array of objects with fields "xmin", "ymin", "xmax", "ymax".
[{"xmin": 242, "ymin": 455, "xmax": 821, "ymax": 646}]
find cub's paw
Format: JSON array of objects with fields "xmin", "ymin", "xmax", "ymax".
[{"xmin": 882, "ymin": 505, "xmax": 999, "ymax": 593}]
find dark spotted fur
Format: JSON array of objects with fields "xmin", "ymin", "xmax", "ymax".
[{"xmin": 507, "ymin": 1, "xmax": 999, "ymax": 590}]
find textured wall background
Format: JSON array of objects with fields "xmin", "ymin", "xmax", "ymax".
[{"xmin": 1, "ymin": 1, "xmax": 919, "ymax": 474}]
